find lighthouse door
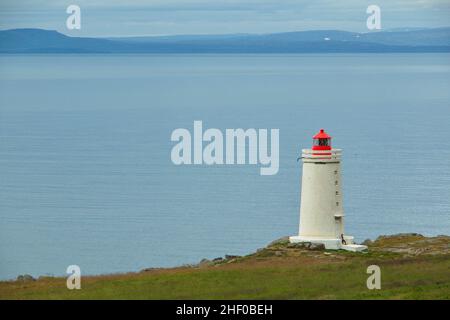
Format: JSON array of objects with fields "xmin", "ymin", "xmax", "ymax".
[{"xmin": 334, "ymin": 216, "xmax": 343, "ymax": 238}]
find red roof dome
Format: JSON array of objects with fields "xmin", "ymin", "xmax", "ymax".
[{"xmin": 313, "ymin": 129, "xmax": 331, "ymax": 139}]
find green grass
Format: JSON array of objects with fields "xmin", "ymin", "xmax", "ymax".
[
  {"xmin": 1, "ymin": 235, "xmax": 449, "ymax": 300},
  {"xmin": 1, "ymin": 255, "xmax": 448, "ymax": 299}
]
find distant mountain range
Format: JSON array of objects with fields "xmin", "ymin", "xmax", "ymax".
[{"xmin": 1, "ymin": 27, "xmax": 450, "ymax": 53}]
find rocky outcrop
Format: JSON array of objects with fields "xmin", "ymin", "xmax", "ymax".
[
  {"xmin": 153, "ymin": 234, "xmax": 450, "ymax": 272},
  {"xmin": 17, "ymin": 274, "xmax": 35, "ymax": 282},
  {"xmin": 376, "ymin": 233, "xmax": 424, "ymax": 241},
  {"xmin": 371, "ymin": 234, "xmax": 450, "ymax": 257}
]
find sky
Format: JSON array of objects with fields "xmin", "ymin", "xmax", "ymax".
[{"xmin": 0, "ymin": 0, "xmax": 449, "ymax": 37}]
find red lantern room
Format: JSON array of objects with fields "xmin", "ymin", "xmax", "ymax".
[{"xmin": 312, "ymin": 129, "xmax": 331, "ymax": 150}]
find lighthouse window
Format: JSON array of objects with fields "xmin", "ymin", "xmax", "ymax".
[{"xmin": 313, "ymin": 138, "xmax": 330, "ymax": 146}]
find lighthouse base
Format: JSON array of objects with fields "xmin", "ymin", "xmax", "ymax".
[{"xmin": 289, "ymin": 235, "xmax": 367, "ymax": 252}]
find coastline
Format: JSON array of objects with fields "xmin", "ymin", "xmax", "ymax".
[{"xmin": 1, "ymin": 233, "xmax": 449, "ymax": 299}]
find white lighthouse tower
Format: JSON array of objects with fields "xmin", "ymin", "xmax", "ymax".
[{"xmin": 289, "ymin": 129, "xmax": 367, "ymax": 252}]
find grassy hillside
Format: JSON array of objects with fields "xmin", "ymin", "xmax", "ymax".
[{"xmin": 1, "ymin": 234, "xmax": 449, "ymax": 299}]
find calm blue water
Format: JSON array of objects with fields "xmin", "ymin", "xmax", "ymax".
[{"xmin": 0, "ymin": 54, "xmax": 449, "ymax": 280}]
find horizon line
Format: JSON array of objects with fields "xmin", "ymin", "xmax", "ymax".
[{"xmin": 2, "ymin": 26, "xmax": 450, "ymax": 39}]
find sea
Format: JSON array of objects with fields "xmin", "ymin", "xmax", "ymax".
[{"xmin": 0, "ymin": 53, "xmax": 449, "ymax": 280}]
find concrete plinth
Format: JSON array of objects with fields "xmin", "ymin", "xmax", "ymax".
[{"xmin": 289, "ymin": 235, "xmax": 367, "ymax": 251}]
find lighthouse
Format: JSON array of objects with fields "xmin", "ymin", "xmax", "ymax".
[{"xmin": 289, "ymin": 129, "xmax": 367, "ymax": 252}]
